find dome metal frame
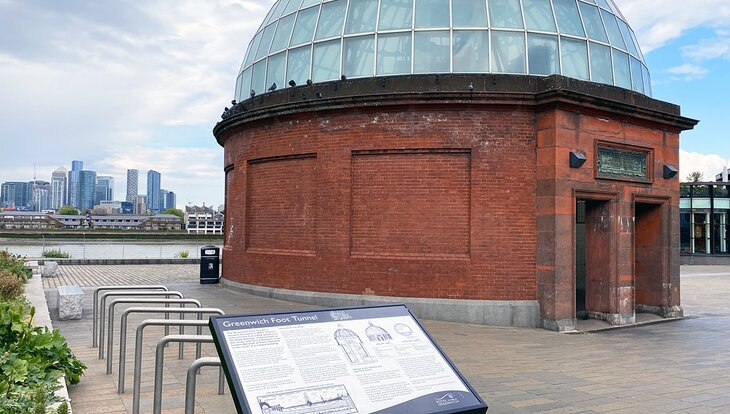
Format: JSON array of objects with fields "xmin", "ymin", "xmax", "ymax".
[{"xmin": 236, "ymin": 0, "xmax": 651, "ymax": 101}]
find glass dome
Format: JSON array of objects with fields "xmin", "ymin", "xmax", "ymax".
[{"xmin": 235, "ymin": 0, "xmax": 651, "ymax": 100}]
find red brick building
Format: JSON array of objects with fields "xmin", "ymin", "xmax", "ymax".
[{"xmin": 214, "ymin": 1, "xmax": 697, "ymax": 331}]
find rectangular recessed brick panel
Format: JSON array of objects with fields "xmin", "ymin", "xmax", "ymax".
[
  {"xmin": 351, "ymin": 149, "xmax": 471, "ymax": 258},
  {"xmin": 246, "ymin": 155, "xmax": 316, "ymax": 255}
]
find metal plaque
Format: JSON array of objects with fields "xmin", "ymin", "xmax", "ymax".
[{"xmin": 597, "ymin": 146, "xmax": 648, "ymax": 180}]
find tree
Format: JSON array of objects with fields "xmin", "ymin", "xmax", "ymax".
[
  {"xmin": 57, "ymin": 205, "xmax": 79, "ymax": 215},
  {"xmin": 686, "ymin": 171, "xmax": 704, "ymax": 182},
  {"xmin": 163, "ymin": 208, "xmax": 184, "ymax": 220}
]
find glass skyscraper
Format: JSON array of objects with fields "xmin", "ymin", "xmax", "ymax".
[
  {"xmin": 78, "ymin": 170, "xmax": 97, "ymax": 211},
  {"xmin": 51, "ymin": 167, "xmax": 68, "ymax": 210},
  {"xmin": 67, "ymin": 160, "xmax": 83, "ymax": 209},
  {"xmin": 147, "ymin": 170, "xmax": 161, "ymax": 214},
  {"xmin": 126, "ymin": 169, "xmax": 138, "ymax": 203}
]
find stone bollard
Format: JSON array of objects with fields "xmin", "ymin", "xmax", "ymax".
[
  {"xmin": 42, "ymin": 261, "xmax": 59, "ymax": 277},
  {"xmin": 58, "ymin": 285, "xmax": 84, "ymax": 320}
]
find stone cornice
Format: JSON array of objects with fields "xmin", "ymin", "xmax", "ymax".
[{"xmin": 213, "ymin": 74, "xmax": 698, "ymax": 146}]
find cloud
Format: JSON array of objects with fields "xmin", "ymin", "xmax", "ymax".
[
  {"xmin": 682, "ymin": 36, "xmax": 730, "ymax": 60},
  {"xmin": 0, "ymin": 0, "xmax": 275, "ymax": 207},
  {"xmin": 666, "ymin": 64, "xmax": 710, "ymax": 81},
  {"xmin": 680, "ymin": 150, "xmax": 729, "ymax": 181},
  {"xmin": 618, "ymin": 0, "xmax": 730, "ymax": 52}
]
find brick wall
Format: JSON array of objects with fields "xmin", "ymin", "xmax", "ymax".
[{"xmin": 222, "ymin": 106, "xmax": 537, "ymax": 300}]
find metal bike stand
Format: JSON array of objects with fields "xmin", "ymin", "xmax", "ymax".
[
  {"xmin": 91, "ymin": 285, "xmax": 168, "ymax": 347},
  {"xmin": 98, "ymin": 291, "xmax": 184, "ymax": 358},
  {"xmin": 185, "ymin": 357, "xmax": 224, "ymax": 414},
  {"xmin": 118, "ymin": 308, "xmax": 224, "ymax": 392},
  {"xmin": 100, "ymin": 296, "xmax": 195, "ymax": 360},
  {"xmin": 152, "ymin": 334, "xmax": 218, "ymax": 414}
]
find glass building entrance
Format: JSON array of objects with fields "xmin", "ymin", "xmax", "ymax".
[{"xmin": 680, "ymin": 183, "xmax": 730, "ymax": 255}]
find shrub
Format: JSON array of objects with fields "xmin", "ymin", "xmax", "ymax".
[
  {"xmin": 0, "ymin": 270, "xmax": 24, "ymax": 300},
  {"xmin": 0, "ymin": 251, "xmax": 32, "ymax": 281},
  {"xmin": 41, "ymin": 249, "xmax": 71, "ymax": 259},
  {"xmin": 176, "ymin": 250, "xmax": 189, "ymax": 258},
  {"xmin": 0, "ymin": 299, "xmax": 86, "ymax": 413}
]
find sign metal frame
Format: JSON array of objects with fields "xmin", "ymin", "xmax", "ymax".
[{"xmin": 209, "ymin": 304, "xmax": 488, "ymax": 414}]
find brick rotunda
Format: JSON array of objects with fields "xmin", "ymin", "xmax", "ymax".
[{"xmin": 214, "ymin": 0, "xmax": 697, "ymax": 331}]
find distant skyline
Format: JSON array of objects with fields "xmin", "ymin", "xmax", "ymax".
[{"xmin": 0, "ymin": 0, "xmax": 729, "ymax": 201}]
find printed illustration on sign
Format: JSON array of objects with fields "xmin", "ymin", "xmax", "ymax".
[
  {"xmin": 330, "ymin": 310, "xmax": 353, "ymax": 321},
  {"xmin": 365, "ymin": 322, "xmax": 392, "ymax": 342},
  {"xmin": 334, "ymin": 324, "xmax": 377, "ymax": 365},
  {"xmin": 393, "ymin": 323, "xmax": 413, "ymax": 336},
  {"xmin": 258, "ymin": 384, "xmax": 358, "ymax": 414}
]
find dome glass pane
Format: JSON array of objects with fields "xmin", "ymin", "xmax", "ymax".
[
  {"xmin": 492, "ymin": 31, "xmax": 526, "ymax": 73},
  {"xmin": 236, "ymin": 0, "xmax": 653, "ymax": 101},
  {"xmin": 612, "ymin": 49, "xmax": 631, "ymax": 89},
  {"xmin": 630, "ymin": 57, "xmax": 643, "ymax": 93},
  {"xmin": 378, "ymin": 0, "xmax": 413, "ymax": 30},
  {"xmin": 523, "ymin": 0, "xmax": 557, "ymax": 32},
  {"xmin": 415, "ymin": 0, "xmax": 450, "ymax": 28},
  {"xmin": 553, "ymin": 0, "xmax": 585, "ymax": 37},
  {"xmin": 589, "ymin": 42, "xmax": 613, "ymax": 84},
  {"xmin": 283, "ymin": 0, "xmax": 304, "ymax": 16},
  {"xmin": 312, "ymin": 39, "xmax": 342, "ymax": 81},
  {"xmin": 290, "ymin": 6, "xmax": 319, "ymax": 46},
  {"xmin": 343, "ymin": 35, "xmax": 375, "ymax": 77},
  {"xmin": 270, "ymin": 14, "xmax": 296, "ymax": 53},
  {"xmin": 377, "ymin": 32, "xmax": 412, "ymax": 75},
  {"xmin": 266, "ymin": 51, "xmax": 286, "ymax": 90},
  {"xmin": 414, "ymin": 31, "xmax": 450, "ymax": 73},
  {"xmin": 287, "ymin": 45, "xmax": 312, "ymax": 84},
  {"xmin": 528, "ymin": 33, "xmax": 559, "ymax": 76},
  {"xmin": 578, "ymin": 3, "xmax": 608, "ymax": 43},
  {"xmin": 453, "ymin": 30, "xmax": 489, "ymax": 72},
  {"xmin": 315, "ymin": 0, "xmax": 347, "ymax": 40},
  {"xmin": 489, "ymin": 0, "xmax": 524, "ymax": 29},
  {"xmin": 600, "ymin": 9, "xmax": 626, "ymax": 50},
  {"xmin": 560, "ymin": 37, "xmax": 589, "ymax": 80},
  {"xmin": 452, "ymin": 0, "xmax": 488, "ymax": 27},
  {"xmin": 345, "ymin": 0, "xmax": 379, "ymax": 34}
]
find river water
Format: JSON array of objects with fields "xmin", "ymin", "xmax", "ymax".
[{"xmin": 0, "ymin": 238, "xmax": 222, "ymax": 260}]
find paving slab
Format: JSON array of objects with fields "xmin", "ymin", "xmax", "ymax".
[{"xmin": 48, "ymin": 264, "xmax": 730, "ymax": 413}]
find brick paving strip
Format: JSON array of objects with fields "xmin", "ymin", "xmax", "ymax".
[{"xmin": 47, "ymin": 265, "xmax": 730, "ymax": 413}]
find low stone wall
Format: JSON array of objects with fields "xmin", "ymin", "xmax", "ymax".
[
  {"xmin": 38, "ymin": 258, "xmax": 202, "ymax": 265},
  {"xmin": 25, "ymin": 263, "xmax": 73, "ymax": 413}
]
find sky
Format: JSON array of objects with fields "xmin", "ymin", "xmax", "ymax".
[{"xmin": 0, "ymin": 0, "xmax": 729, "ymax": 209}]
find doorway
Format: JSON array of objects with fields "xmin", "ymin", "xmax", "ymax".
[
  {"xmin": 575, "ymin": 198, "xmax": 613, "ymax": 320},
  {"xmin": 635, "ymin": 202, "xmax": 664, "ymax": 312}
]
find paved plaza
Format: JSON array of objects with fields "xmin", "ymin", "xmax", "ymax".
[{"xmin": 48, "ymin": 265, "xmax": 730, "ymax": 413}]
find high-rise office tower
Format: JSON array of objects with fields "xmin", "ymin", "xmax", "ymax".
[
  {"xmin": 95, "ymin": 176, "xmax": 114, "ymax": 205},
  {"xmin": 146, "ymin": 170, "xmax": 161, "ymax": 214},
  {"xmin": 32, "ymin": 181, "xmax": 51, "ymax": 211},
  {"xmin": 1, "ymin": 181, "xmax": 33, "ymax": 209},
  {"xmin": 126, "ymin": 169, "xmax": 138, "ymax": 203},
  {"xmin": 67, "ymin": 160, "xmax": 83, "ymax": 209},
  {"xmin": 159, "ymin": 189, "xmax": 176, "ymax": 211},
  {"xmin": 50, "ymin": 167, "xmax": 68, "ymax": 210},
  {"xmin": 78, "ymin": 170, "xmax": 97, "ymax": 211}
]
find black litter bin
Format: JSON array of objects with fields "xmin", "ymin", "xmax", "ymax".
[{"xmin": 200, "ymin": 246, "xmax": 220, "ymax": 284}]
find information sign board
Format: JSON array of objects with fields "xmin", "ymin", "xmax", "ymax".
[{"xmin": 209, "ymin": 304, "xmax": 488, "ymax": 414}]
